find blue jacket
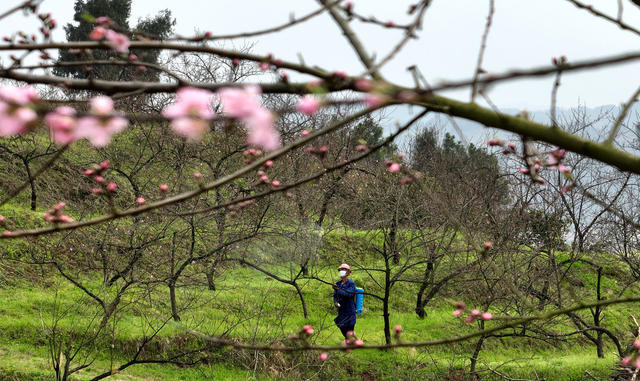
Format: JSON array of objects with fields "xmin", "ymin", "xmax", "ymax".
[{"xmin": 333, "ymin": 279, "xmax": 357, "ymax": 328}]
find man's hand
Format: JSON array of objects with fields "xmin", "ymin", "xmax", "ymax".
[{"xmin": 332, "ymin": 284, "xmax": 338, "ymax": 290}]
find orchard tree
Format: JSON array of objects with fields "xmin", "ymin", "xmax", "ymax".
[{"xmin": 1, "ymin": 0, "xmax": 640, "ymax": 379}]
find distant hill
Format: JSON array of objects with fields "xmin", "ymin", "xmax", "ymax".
[{"xmin": 381, "ymin": 103, "xmax": 640, "ymax": 148}]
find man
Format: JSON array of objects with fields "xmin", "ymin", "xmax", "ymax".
[{"xmin": 333, "ymin": 263, "xmax": 357, "ymax": 338}]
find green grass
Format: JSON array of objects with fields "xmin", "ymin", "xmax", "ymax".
[{"xmin": 0, "ymin": 261, "xmax": 633, "ymax": 380}]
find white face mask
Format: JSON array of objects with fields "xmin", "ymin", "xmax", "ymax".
[{"xmin": 339, "ymin": 270, "xmax": 347, "ymax": 277}]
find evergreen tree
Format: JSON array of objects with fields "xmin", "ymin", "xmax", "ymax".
[{"xmin": 54, "ymin": 0, "xmax": 174, "ymax": 82}]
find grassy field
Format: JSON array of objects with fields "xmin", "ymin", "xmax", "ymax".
[{"xmin": 0, "ymin": 260, "xmax": 630, "ymax": 380}]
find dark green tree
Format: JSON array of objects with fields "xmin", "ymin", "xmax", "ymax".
[
  {"xmin": 348, "ymin": 115, "xmax": 396, "ymax": 160},
  {"xmin": 54, "ymin": 0, "xmax": 174, "ymax": 82},
  {"xmin": 410, "ymin": 129, "xmax": 509, "ymax": 228}
]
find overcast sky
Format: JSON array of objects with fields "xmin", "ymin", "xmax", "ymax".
[{"xmin": 2, "ymin": 0, "xmax": 640, "ymax": 111}]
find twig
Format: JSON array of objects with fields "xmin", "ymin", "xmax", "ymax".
[
  {"xmin": 471, "ymin": 0, "xmax": 495, "ymax": 102},
  {"xmin": 605, "ymin": 84, "xmax": 640, "ymax": 145},
  {"xmin": 317, "ymin": 0, "xmax": 381, "ymax": 79},
  {"xmin": 550, "ymin": 69, "xmax": 562, "ymax": 128},
  {"xmin": 566, "ymin": 0, "xmax": 640, "ymax": 37}
]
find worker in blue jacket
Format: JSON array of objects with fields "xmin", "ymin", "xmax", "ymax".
[{"xmin": 333, "ymin": 263, "xmax": 357, "ymax": 338}]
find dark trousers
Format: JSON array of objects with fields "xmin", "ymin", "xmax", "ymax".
[{"xmin": 339, "ymin": 325, "xmax": 355, "ymax": 338}]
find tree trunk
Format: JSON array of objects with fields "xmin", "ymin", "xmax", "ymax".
[
  {"xmin": 169, "ymin": 280, "xmax": 180, "ymax": 321},
  {"xmin": 469, "ymin": 334, "xmax": 486, "ymax": 377},
  {"xmin": 24, "ymin": 160, "xmax": 36, "ymax": 211},
  {"xmin": 390, "ymin": 214, "xmax": 399, "ymax": 265},
  {"xmin": 383, "ymin": 254, "xmax": 392, "ymax": 345},
  {"xmin": 293, "ymin": 281, "xmax": 309, "ymax": 319},
  {"xmin": 206, "ymin": 269, "xmax": 216, "ymax": 291},
  {"xmin": 415, "ymin": 262, "xmax": 434, "ymax": 318},
  {"xmin": 594, "ymin": 267, "xmax": 604, "ymax": 358}
]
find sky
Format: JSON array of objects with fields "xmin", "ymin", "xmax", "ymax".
[{"xmin": 1, "ymin": 0, "xmax": 639, "ymax": 112}]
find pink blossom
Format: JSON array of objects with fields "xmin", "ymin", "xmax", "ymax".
[
  {"xmin": 551, "ymin": 148, "xmax": 566, "ymax": 160},
  {"xmin": 346, "ymin": 330, "xmax": 354, "ymax": 338},
  {"xmin": 301, "ymin": 130, "xmax": 310, "ymax": 137},
  {"xmin": 170, "ymin": 118, "xmax": 209, "ymax": 141},
  {"xmin": 471, "ymin": 309, "xmax": 481, "ymax": 317},
  {"xmin": 91, "ymin": 188, "xmax": 102, "ymax": 194},
  {"xmin": 484, "ymin": 241, "xmax": 493, "ymax": 249},
  {"xmin": 45, "ymin": 106, "xmax": 77, "ymax": 144},
  {"xmin": 84, "ymin": 169, "xmax": 94, "ymax": 176},
  {"xmin": 356, "ymin": 145, "xmax": 367, "ymax": 152},
  {"xmin": 0, "ymin": 86, "xmax": 39, "ymax": 136},
  {"xmin": 218, "ymin": 85, "xmax": 281, "ymax": 151},
  {"xmin": 557, "ymin": 164, "xmax": 571, "ymax": 174},
  {"xmin": 106, "ymin": 182, "xmax": 117, "ymax": 192},
  {"xmin": 634, "ymin": 340, "xmax": 640, "ymax": 349},
  {"xmin": 218, "ymin": 85, "xmax": 262, "ymax": 119},
  {"xmin": 394, "ymin": 325, "xmax": 403, "ymax": 333},
  {"xmin": 0, "ymin": 86, "xmax": 39, "ymax": 105},
  {"xmin": 354, "ymin": 339, "xmax": 363, "ymax": 347},
  {"xmin": 486, "ymin": 139, "xmax": 503, "ymax": 146},
  {"xmin": 464, "ymin": 316, "xmax": 474, "ymax": 323},
  {"xmin": 264, "ymin": 160, "xmax": 273, "ymax": 168},
  {"xmin": 164, "ymin": 87, "xmax": 214, "ymax": 121},
  {"xmin": 159, "ymin": 184, "xmax": 169, "ymax": 192},
  {"xmin": 94, "ymin": 176, "xmax": 105, "ymax": 183},
  {"xmin": 58, "ymin": 215, "xmax": 72, "ymax": 223},
  {"xmin": 194, "ymin": 172, "xmax": 203, "ymax": 180},
  {"xmin": 75, "ymin": 116, "xmax": 127, "ymax": 147},
  {"xmin": 518, "ymin": 168, "xmax": 529, "ymax": 174},
  {"xmin": 388, "ymin": 163, "xmax": 400, "ymax": 173},
  {"xmin": 90, "ymin": 96, "xmax": 114, "ymax": 115},
  {"xmin": 302, "ymin": 324, "xmax": 314, "ymax": 336},
  {"xmin": 105, "ymin": 30, "xmax": 130, "ymax": 53},
  {"xmin": 453, "ymin": 309, "xmax": 463, "ymax": 317},
  {"xmin": 128, "ymin": 53, "xmax": 137, "ymax": 60},
  {"xmin": 260, "ymin": 175, "xmax": 269, "ymax": 182},
  {"xmin": 90, "ymin": 26, "xmax": 107, "ymax": 40},
  {"xmin": 481, "ymin": 312, "xmax": 493, "ymax": 321},
  {"xmin": 297, "ymin": 96, "xmax": 321, "ymax": 115},
  {"xmin": 271, "ymin": 180, "xmax": 280, "ymax": 187},
  {"xmin": 621, "ymin": 357, "xmax": 632, "ymax": 366},
  {"xmin": 100, "ymin": 160, "xmax": 110, "ymax": 169},
  {"xmin": 635, "ymin": 359, "xmax": 640, "ymax": 369},
  {"xmin": 259, "ymin": 62, "xmax": 270, "ymax": 71},
  {"xmin": 0, "ymin": 104, "xmax": 37, "ymax": 136},
  {"xmin": 318, "ymin": 352, "xmax": 328, "ymax": 361},
  {"xmin": 136, "ymin": 197, "xmax": 146, "ymax": 205},
  {"xmin": 246, "ymin": 109, "xmax": 280, "ymax": 151}
]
